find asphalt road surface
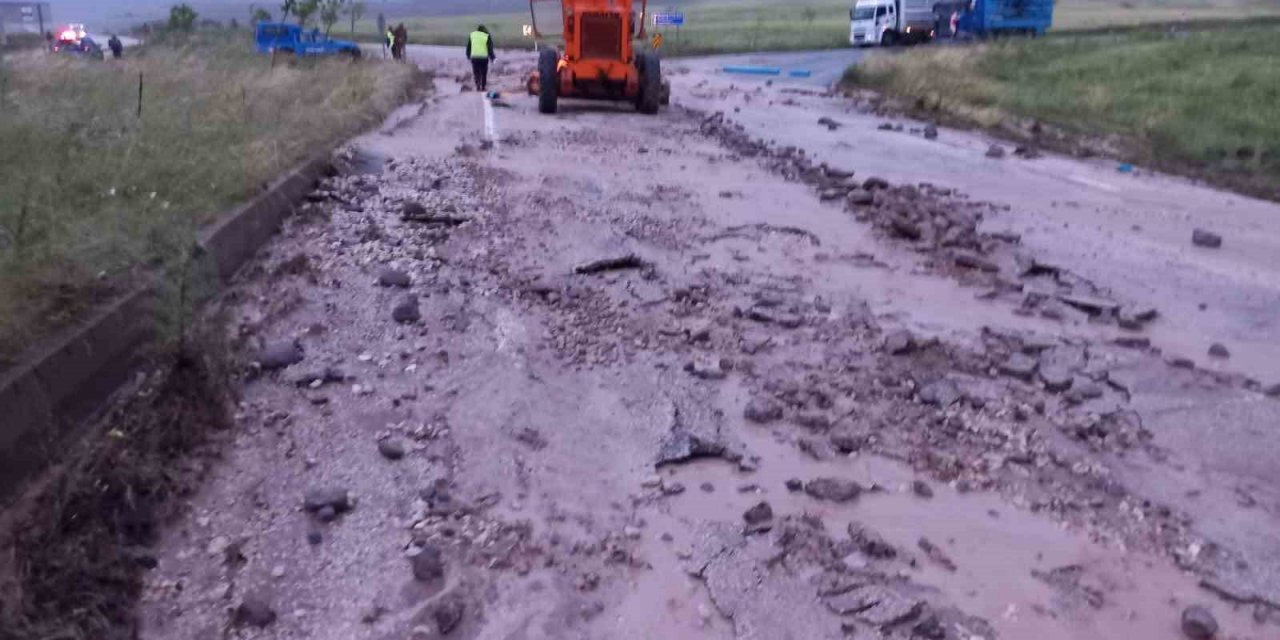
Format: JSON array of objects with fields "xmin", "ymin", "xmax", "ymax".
[{"xmin": 137, "ymin": 46, "xmax": 1280, "ymax": 640}]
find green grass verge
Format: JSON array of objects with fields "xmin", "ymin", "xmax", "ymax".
[
  {"xmin": 0, "ymin": 31, "xmax": 420, "ymax": 364},
  {"xmin": 343, "ymin": 0, "xmax": 1280, "ymax": 57},
  {"xmin": 843, "ymin": 25, "xmax": 1280, "ymax": 199}
]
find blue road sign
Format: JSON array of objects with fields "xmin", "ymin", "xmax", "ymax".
[{"xmin": 654, "ymin": 12, "xmax": 685, "ymax": 26}]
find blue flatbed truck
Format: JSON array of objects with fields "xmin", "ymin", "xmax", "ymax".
[
  {"xmin": 254, "ymin": 22, "xmax": 362, "ymax": 58},
  {"xmin": 956, "ymin": 0, "xmax": 1055, "ymax": 37}
]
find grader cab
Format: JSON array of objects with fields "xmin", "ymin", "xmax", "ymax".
[{"xmin": 527, "ymin": 0, "xmax": 669, "ymax": 114}]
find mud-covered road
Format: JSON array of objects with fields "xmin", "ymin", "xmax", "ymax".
[{"xmin": 137, "ymin": 48, "xmax": 1280, "ymax": 640}]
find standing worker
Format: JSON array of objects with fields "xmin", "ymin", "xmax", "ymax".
[
  {"xmin": 386, "ymin": 26, "xmax": 396, "ymax": 59},
  {"xmin": 466, "ymin": 25, "xmax": 495, "ymax": 92},
  {"xmin": 393, "ymin": 23, "xmax": 408, "ymax": 61},
  {"xmin": 108, "ymin": 34, "xmax": 123, "ymax": 59}
]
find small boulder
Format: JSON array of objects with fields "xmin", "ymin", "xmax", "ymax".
[
  {"xmin": 743, "ymin": 501, "xmax": 774, "ymax": 533},
  {"xmin": 862, "ymin": 176, "xmax": 890, "ymax": 191},
  {"xmin": 846, "ymin": 188, "xmax": 875, "ymax": 206},
  {"xmin": 256, "ymin": 340, "xmax": 304, "ymax": 370},
  {"xmin": 1181, "ymin": 605, "xmax": 1218, "ymax": 640},
  {"xmin": 911, "ymin": 480, "xmax": 934, "ymax": 499},
  {"xmin": 882, "ymin": 329, "xmax": 915, "ymax": 355},
  {"xmin": 304, "ymin": 488, "xmax": 352, "ymax": 513},
  {"xmin": 1208, "ymin": 343, "xmax": 1230, "ymax": 359},
  {"xmin": 434, "ymin": 597, "xmax": 465, "ymax": 635},
  {"xmin": 409, "ymin": 543, "xmax": 446, "ymax": 582},
  {"xmin": 918, "ymin": 378, "xmax": 962, "ymax": 407},
  {"xmin": 1191, "ymin": 229, "xmax": 1222, "ymax": 249},
  {"xmin": 986, "ymin": 144, "xmax": 1006, "ymax": 159},
  {"xmin": 804, "ymin": 477, "xmax": 863, "ymax": 503},
  {"xmin": 378, "ymin": 439, "xmax": 406, "ymax": 461},
  {"xmin": 923, "ymin": 124, "xmax": 938, "ymax": 140},
  {"xmin": 235, "ymin": 595, "xmax": 278, "ymax": 628},
  {"xmin": 744, "ymin": 397, "xmax": 784, "ymax": 423},
  {"xmin": 378, "ymin": 268, "xmax": 412, "ymax": 288},
  {"xmin": 1000, "ymin": 353, "xmax": 1039, "ymax": 381},
  {"xmin": 392, "ymin": 295, "xmax": 421, "ymax": 324}
]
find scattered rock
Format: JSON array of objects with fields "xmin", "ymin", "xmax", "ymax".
[
  {"xmin": 817, "ymin": 116, "xmax": 842, "ymax": 131},
  {"xmin": 304, "ymin": 488, "xmax": 352, "ymax": 513},
  {"xmin": 1039, "ymin": 364, "xmax": 1074, "ymax": 393},
  {"xmin": 686, "ymin": 357, "xmax": 729, "ymax": 380},
  {"xmin": 953, "ymin": 252, "xmax": 998, "ymax": 272},
  {"xmin": 918, "ymin": 537, "xmax": 957, "ymax": 572},
  {"xmin": 235, "ymin": 595, "xmax": 278, "ymax": 628},
  {"xmin": 744, "ymin": 397, "xmax": 784, "ymax": 423},
  {"xmin": 882, "ymin": 329, "xmax": 915, "ymax": 355},
  {"xmin": 888, "ymin": 216, "xmax": 923, "ymax": 241},
  {"xmin": 316, "ymin": 505, "xmax": 337, "ymax": 523},
  {"xmin": 1000, "ymin": 353, "xmax": 1039, "ymax": 381},
  {"xmin": 409, "ymin": 544, "xmax": 446, "ymax": 582},
  {"xmin": 743, "ymin": 501, "xmax": 774, "ymax": 533},
  {"xmin": 378, "ymin": 268, "xmax": 411, "ymax": 288},
  {"xmin": 393, "ymin": 295, "xmax": 421, "ymax": 324},
  {"xmin": 785, "ymin": 478, "xmax": 804, "ymax": 492},
  {"xmin": 923, "ymin": 124, "xmax": 938, "ymax": 140},
  {"xmin": 918, "ymin": 378, "xmax": 962, "ymax": 407},
  {"xmin": 849, "ymin": 522, "xmax": 897, "ymax": 558},
  {"xmin": 378, "ymin": 438, "xmax": 406, "ymax": 460},
  {"xmin": 986, "ymin": 144, "xmax": 1006, "ymax": 159},
  {"xmin": 1191, "ymin": 229, "xmax": 1223, "ymax": 249},
  {"xmin": 307, "ymin": 531, "xmax": 323, "ymax": 545},
  {"xmin": 434, "ymin": 597, "xmax": 465, "ymax": 635},
  {"xmin": 1181, "ymin": 605, "xmax": 1218, "ymax": 640},
  {"xmin": 804, "ymin": 477, "xmax": 863, "ymax": 503},
  {"xmin": 1115, "ymin": 336, "xmax": 1151, "ymax": 349},
  {"xmin": 846, "ymin": 188, "xmax": 875, "ymax": 206},
  {"xmin": 255, "ymin": 340, "xmax": 304, "ymax": 370},
  {"xmin": 824, "ymin": 585, "xmax": 923, "ymax": 627},
  {"xmin": 1208, "ymin": 343, "xmax": 1230, "ymax": 359},
  {"xmin": 862, "ymin": 176, "xmax": 890, "ymax": 191},
  {"xmin": 655, "ymin": 427, "xmax": 741, "ymax": 467},
  {"xmin": 1264, "ymin": 383, "xmax": 1280, "ymax": 398},
  {"xmin": 911, "ymin": 480, "xmax": 934, "ymax": 499}
]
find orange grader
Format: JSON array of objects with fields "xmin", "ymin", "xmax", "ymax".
[{"xmin": 526, "ymin": 0, "xmax": 669, "ymax": 114}]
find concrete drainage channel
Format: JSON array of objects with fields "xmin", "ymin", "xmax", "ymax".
[{"xmin": 0, "ymin": 155, "xmax": 333, "ymax": 502}]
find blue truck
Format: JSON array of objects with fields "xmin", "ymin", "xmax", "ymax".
[
  {"xmin": 956, "ymin": 0, "xmax": 1055, "ymax": 37},
  {"xmin": 254, "ymin": 22, "xmax": 362, "ymax": 58}
]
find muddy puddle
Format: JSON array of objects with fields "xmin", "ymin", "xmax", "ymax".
[{"xmin": 635, "ymin": 382, "xmax": 1262, "ymax": 639}]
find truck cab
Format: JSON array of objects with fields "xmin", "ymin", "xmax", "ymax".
[
  {"xmin": 850, "ymin": 0, "xmax": 935, "ymax": 46},
  {"xmin": 254, "ymin": 22, "xmax": 362, "ymax": 58}
]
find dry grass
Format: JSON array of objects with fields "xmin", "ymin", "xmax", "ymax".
[
  {"xmin": 846, "ymin": 25, "xmax": 1280, "ymax": 199},
  {"xmin": 355, "ymin": 0, "xmax": 1280, "ymax": 56},
  {"xmin": 0, "ymin": 31, "xmax": 419, "ymax": 365}
]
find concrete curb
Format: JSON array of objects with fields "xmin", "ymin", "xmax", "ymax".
[{"xmin": 0, "ymin": 155, "xmax": 331, "ymax": 501}]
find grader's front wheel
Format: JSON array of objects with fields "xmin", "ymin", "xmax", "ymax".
[{"xmin": 637, "ymin": 53, "xmax": 661, "ymax": 115}]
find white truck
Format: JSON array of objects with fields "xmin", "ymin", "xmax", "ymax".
[{"xmin": 850, "ymin": 0, "xmax": 936, "ymax": 46}]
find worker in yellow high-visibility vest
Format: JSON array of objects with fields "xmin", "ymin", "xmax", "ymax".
[{"xmin": 465, "ymin": 25, "xmax": 496, "ymax": 92}]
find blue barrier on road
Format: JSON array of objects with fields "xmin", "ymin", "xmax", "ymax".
[
  {"xmin": 788, "ymin": 70, "xmax": 812, "ymax": 78},
  {"xmin": 722, "ymin": 65, "xmax": 782, "ymax": 76}
]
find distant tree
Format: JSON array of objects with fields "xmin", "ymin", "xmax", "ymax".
[
  {"xmin": 320, "ymin": 0, "xmax": 345, "ymax": 36},
  {"xmin": 229, "ymin": 17, "xmax": 240, "ymax": 29},
  {"xmin": 280, "ymin": 0, "xmax": 297, "ymax": 21},
  {"xmin": 346, "ymin": 0, "xmax": 366, "ymax": 34},
  {"xmin": 168, "ymin": 4, "xmax": 198, "ymax": 32},
  {"xmin": 802, "ymin": 7, "xmax": 818, "ymax": 25},
  {"xmin": 295, "ymin": 0, "xmax": 320, "ymax": 27},
  {"xmin": 251, "ymin": 7, "xmax": 272, "ymax": 23}
]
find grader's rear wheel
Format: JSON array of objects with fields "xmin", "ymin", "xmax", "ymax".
[{"xmin": 538, "ymin": 48, "xmax": 559, "ymax": 114}]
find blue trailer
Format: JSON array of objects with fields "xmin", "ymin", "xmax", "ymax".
[
  {"xmin": 957, "ymin": 0, "xmax": 1054, "ymax": 37},
  {"xmin": 254, "ymin": 22, "xmax": 362, "ymax": 58}
]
